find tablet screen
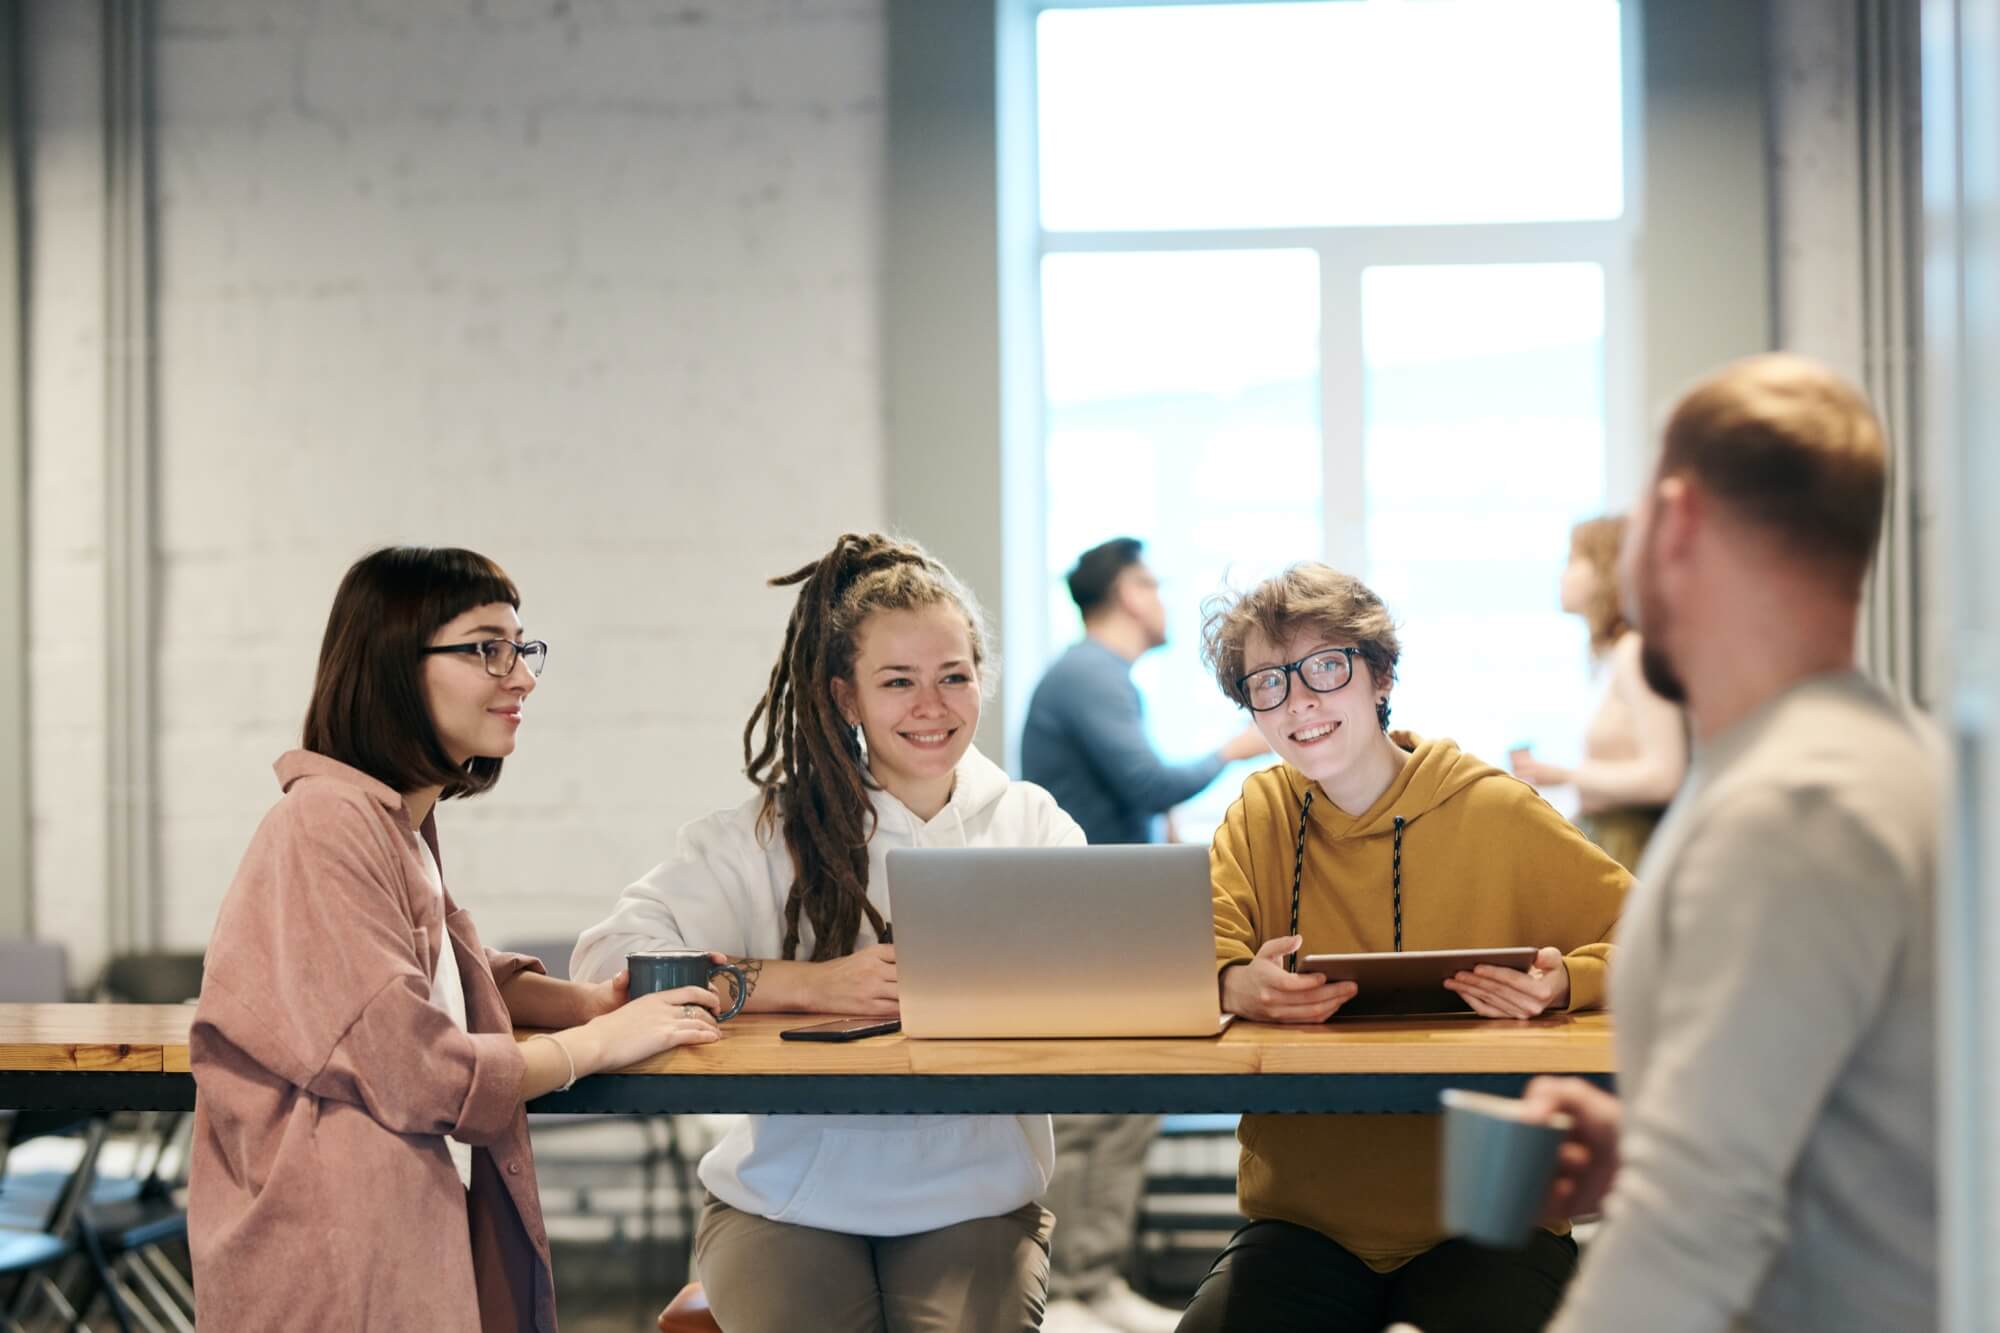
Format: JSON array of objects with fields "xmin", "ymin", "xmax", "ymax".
[{"xmin": 1296, "ymin": 946, "xmax": 1541, "ymax": 1018}]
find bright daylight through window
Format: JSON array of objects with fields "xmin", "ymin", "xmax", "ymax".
[{"xmin": 1024, "ymin": 0, "xmax": 1630, "ymax": 838}]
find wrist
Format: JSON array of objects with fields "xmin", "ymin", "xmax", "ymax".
[
  {"xmin": 585, "ymin": 977, "xmax": 620, "ymax": 1022},
  {"xmin": 565, "ymin": 1021, "xmax": 609, "ymax": 1078},
  {"xmin": 800, "ymin": 960, "xmax": 830, "ymax": 1012},
  {"xmin": 753, "ymin": 958, "xmax": 811, "ymax": 1012}
]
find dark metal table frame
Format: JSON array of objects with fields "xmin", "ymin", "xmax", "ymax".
[{"xmin": 0, "ymin": 1069, "xmax": 1612, "ymax": 1116}]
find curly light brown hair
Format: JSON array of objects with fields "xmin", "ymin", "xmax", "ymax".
[
  {"xmin": 1200, "ymin": 564, "xmax": 1401, "ymax": 729},
  {"xmin": 1569, "ymin": 515, "xmax": 1632, "ymax": 659}
]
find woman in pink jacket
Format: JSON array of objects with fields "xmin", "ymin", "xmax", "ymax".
[{"xmin": 190, "ymin": 546, "xmax": 723, "ymax": 1332}]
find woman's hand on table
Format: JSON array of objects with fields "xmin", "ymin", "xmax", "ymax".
[
  {"xmin": 1521, "ymin": 1074, "xmax": 1622, "ymax": 1220},
  {"xmin": 1220, "ymin": 935, "xmax": 1358, "ymax": 1024},
  {"xmin": 577, "ymin": 984, "xmax": 722, "ymax": 1073},
  {"xmin": 809, "ymin": 943, "xmax": 899, "ymax": 1017},
  {"xmin": 1444, "ymin": 946, "xmax": 1569, "ymax": 1018}
]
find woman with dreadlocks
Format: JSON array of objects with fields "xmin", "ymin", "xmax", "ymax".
[{"xmin": 574, "ymin": 532, "xmax": 1081, "ymax": 1332}]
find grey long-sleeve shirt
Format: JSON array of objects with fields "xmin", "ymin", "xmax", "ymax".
[
  {"xmin": 1019, "ymin": 640, "xmax": 1228, "ymax": 846},
  {"xmin": 1550, "ymin": 671, "xmax": 1939, "ymax": 1333}
]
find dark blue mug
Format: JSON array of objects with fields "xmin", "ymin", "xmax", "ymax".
[{"xmin": 626, "ymin": 950, "xmax": 748, "ymax": 1021}]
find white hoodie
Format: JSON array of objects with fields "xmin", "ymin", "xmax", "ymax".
[{"xmin": 571, "ymin": 746, "xmax": 1083, "ymax": 1237}]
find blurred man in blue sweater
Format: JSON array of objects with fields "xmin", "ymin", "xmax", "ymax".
[{"xmin": 1023, "ymin": 538, "xmax": 1265, "ymax": 1333}]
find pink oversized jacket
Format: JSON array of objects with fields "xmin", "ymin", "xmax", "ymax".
[{"xmin": 190, "ymin": 751, "xmax": 557, "ymax": 1332}]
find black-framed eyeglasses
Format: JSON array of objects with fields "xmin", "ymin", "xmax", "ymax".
[
  {"xmin": 1236, "ymin": 646, "xmax": 1358, "ymax": 712},
  {"xmin": 422, "ymin": 639, "xmax": 549, "ymax": 679}
]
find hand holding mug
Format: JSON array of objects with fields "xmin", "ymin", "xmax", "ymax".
[
  {"xmin": 1520, "ymin": 1075, "xmax": 1624, "ymax": 1221},
  {"xmin": 1440, "ymin": 1088, "xmax": 1575, "ymax": 1247}
]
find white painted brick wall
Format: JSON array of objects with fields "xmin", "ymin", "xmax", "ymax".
[
  {"xmin": 25, "ymin": 1, "xmax": 113, "ymax": 976},
  {"xmin": 29, "ymin": 0, "xmax": 887, "ymax": 976},
  {"xmin": 1769, "ymin": 0, "xmax": 1867, "ymax": 380}
]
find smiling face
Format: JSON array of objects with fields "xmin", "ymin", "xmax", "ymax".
[
  {"xmin": 830, "ymin": 603, "xmax": 982, "ymax": 808},
  {"xmin": 1241, "ymin": 625, "xmax": 1389, "ymax": 787},
  {"xmin": 421, "ymin": 601, "xmax": 537, "ymax": 766}
]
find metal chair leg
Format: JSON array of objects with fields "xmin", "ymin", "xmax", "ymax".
[
  {"xmin": 112, "ymin": 1259, "xmax": 184, "ymax": 1333},
  {"xmin": 70, "ymin": 1226, "xmax": 136, "ymax": 1333},
  {"xmin": 131, "ymin": 1254, "xmax": 188, "ymax": 1317},
  {"xmin": 30, "ymin": 1272, "xmax": 87, "ymax": 1333}
]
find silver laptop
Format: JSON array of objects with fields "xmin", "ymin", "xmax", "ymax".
[{"xmin": 887, "ymin": 845, "xmax": 1228, "ymax": 1038}]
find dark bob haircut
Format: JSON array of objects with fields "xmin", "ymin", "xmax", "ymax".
[
  {"xmin": 302, "ymin": 546, "xmax": 521, "ymax": 801},
  {"xmin": 1066, "ymin": 537, "xmax": 1145, "ymax": 617}
]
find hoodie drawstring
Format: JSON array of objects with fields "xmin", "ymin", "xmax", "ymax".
[
  {"xmin": 1391, "ymin": 815, "xmax": 1405, "ymax": 953},
  {"xmin": 1285, "ymin": 796, "xmax": 1408, "ymax": 965},
  {"xmin": 1284, "ymin": 791, "xmax": 1314, "ymax": 974},
  {"xmin": 878, "ymin": 795, "xmax": 970, "ymax": 944}
]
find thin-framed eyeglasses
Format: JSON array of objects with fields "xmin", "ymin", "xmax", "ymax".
[
  {"xmin": 1236, "ymin": 646, "xmax": 1359, "ymax": 712},
  {"xmin": 421, "ymin": 639, "xmax": 550, "ymax": 679}
]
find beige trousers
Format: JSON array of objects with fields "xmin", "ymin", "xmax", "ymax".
[{"xmin": 694, "ymin": 1193, "xmax": 1055, "ymax": 1333}]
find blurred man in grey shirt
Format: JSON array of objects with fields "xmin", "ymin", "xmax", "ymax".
[{"xmin": 1526, "ymin": 354, "xmax": 1938, "ymax": 1332}]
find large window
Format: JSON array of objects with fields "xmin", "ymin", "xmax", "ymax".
[{"xmin": 1011, "ymin": 0, "xmax": 1639, "ymax": 839}]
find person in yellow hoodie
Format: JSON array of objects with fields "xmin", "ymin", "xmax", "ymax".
[{"xmin": 1174, "ymin": 564, "xmax": 1631, "ymax": 1333}]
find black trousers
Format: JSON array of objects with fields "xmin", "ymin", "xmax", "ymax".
[{"xmin": 1175, "ymin": 1219, "xmax": 1579, "ymax": 1333}]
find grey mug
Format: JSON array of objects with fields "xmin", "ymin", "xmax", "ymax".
[{"xmin": 626, "ymin": 950, "xmax": 748, "ymax": 1021}]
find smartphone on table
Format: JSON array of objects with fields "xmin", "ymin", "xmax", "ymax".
[{"xmin": 779, "ymin": 1017, "xmax": 902, "ymax": 1042}]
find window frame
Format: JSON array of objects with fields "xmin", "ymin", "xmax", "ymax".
[{"xmin": 1002, "ymin": 0, "xmax": 1647, "ymax": 777}]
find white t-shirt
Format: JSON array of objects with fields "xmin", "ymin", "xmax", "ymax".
[{"xmin": 415, "ymin": 841, "xmax": 474, "ymax": 1190}]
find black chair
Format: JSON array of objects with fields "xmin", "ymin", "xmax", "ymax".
[
  {"xmin": 0, "ymin": 1110, "xmax": 195, "ymax": 1333},
  {"xmin": 74, "ymin": 1187, "xmax": 191, "ymax": 1333},
  {"xmin": 66, "ymin": 1111, "xmax": 192, "ymax": 1333},
  {"xmin": 57, "ymin": 954, "xmax": 202, "ymax": 1332},
  {"xmin": 0, "ymin": 1114, "xmax": 120, "ymax": 1333},
  {"xmin": 92, "ymin": 956, "xmax": 203, "ymax": 1007}
]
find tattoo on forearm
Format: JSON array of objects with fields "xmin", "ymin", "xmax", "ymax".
[{"xmin": 731, "ymin": 957, "xmax": 766, "ymax": 1006}]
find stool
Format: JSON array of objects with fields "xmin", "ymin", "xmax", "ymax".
[{"xmin": 657, "ymin": 1281, "xmax": 722, "ymax": 1333}]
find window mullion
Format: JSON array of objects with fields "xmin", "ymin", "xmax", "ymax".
[{"xmin": 1321, "ymin": 250, "xmax": 1367, "ymax": 577}]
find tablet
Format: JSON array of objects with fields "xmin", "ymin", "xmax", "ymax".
[{"xmin": 1297, "ymin": 947, "xmax": 1540, "ymax": 1018}]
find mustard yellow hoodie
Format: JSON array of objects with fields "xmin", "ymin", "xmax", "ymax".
[{"xmin": 1212, "ymin": 731, "xmax": 1631, "ymax": 1270}]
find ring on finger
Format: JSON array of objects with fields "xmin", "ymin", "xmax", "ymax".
[{"xmin": 682, "ymin": 1004, "xmax": 696, "ymax": 1019}]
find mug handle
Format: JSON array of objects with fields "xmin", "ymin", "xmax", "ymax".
[{"xmin": 709, "ymin": 961, "xmax": 749, "ymax": 1021}]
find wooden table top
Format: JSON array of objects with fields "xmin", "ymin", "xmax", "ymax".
[{"xmin": 0, "ymin": 1004, "xmax": 1612, "ymax": 1079}]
